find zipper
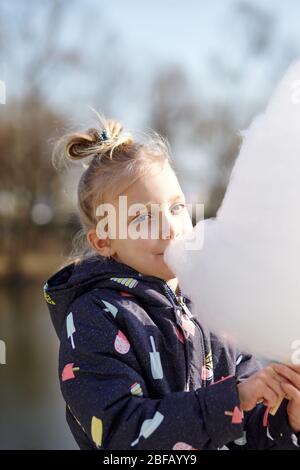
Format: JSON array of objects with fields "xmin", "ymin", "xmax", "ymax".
[
  {"xmin": 159, "ymin": 282, "xmax": 193, "ymax": 391},
  {"xmin": 161, "ymin": 282, "xmax": 207, "ymax": 389},
  {"xmin": 177, "ymin": 295, "xmax": 194, "ymax": 319},
  {"xmin": 107, "ymin": 269, "xmax": 204, "ymax": 391}
]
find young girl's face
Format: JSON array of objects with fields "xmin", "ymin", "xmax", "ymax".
[{"xmin": 107, "ymin": 162, "xmax": 193, "ymax": 281}]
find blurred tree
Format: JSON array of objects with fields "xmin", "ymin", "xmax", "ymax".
[
  {"xmin": 0, "ymin": 0, "xmax": 136, "ymax": 279},
  {"xmin": 148, "ymin": 64, "xmax": 198, "ymax": 144},
  {"xmin": 0, "ymin": 0, "xmax": 79, "ymax": 278}
]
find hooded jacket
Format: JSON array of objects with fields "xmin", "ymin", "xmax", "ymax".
[{"xmin": 44, "ymin": 256, "xmax": 300, "ymax": 450}]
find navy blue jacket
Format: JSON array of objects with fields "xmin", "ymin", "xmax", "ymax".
[{"xmin": 44, "ymin": 256, "xmax": 300, "ymax": 450}]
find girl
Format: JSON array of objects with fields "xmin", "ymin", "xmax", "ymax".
[{"xmin": 44, "ymin": 114, "xmax": 300, "ymax": 450}]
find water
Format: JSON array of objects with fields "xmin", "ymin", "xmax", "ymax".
[{"xmin": 0, "ymin": 284, "xmax": 77, "ymax": 449}]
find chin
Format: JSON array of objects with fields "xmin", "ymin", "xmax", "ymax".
[{"xmin": 157, "ymin": 264, "xmax": 175, "ymax": 281}]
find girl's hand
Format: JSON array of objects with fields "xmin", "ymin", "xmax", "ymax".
[
  {"xmin": 237, "ymin": 364, "xmax": 288, "ymax": 412},
  {"xmin": 272, "ymin": 363, "xmax": 300, "ymax": 434}
]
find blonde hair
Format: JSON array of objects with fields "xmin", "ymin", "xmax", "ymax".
[{"xmin": 53, "ymin": 111, "xmax": 173, "ymax": 264}]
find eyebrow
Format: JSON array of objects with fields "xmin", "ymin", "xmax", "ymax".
[
  {"xmin": 127, "ymin": 194, "xmax": 185, "ymax": 221},
  {"xmin": 143, "ymin": 194, "xmax": 185, "ymax": 207}
]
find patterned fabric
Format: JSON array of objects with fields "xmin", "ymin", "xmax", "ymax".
[{"xmin": 44, "ymin": 256, "xmax": 300, "ymax": 450}]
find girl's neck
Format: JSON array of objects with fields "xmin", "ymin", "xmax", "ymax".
[{"xmin": 167, "ymin": 277, "xmax": 179, "ymax": 296}]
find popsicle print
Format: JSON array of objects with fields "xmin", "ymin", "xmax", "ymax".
[
  {"xmin": 130, "ymin": 382, "xmax": 143, "ymax": 397},
  {"xmin": 66, "ymin": 312, "xmax": 76, "ymax": 349},
  {"xmin": 91, "ymin": 416, "xmax": 103, "ymax": 448},
  {"xmin": 62, "ymin": 363, "xmax": 80, "ymax": 382},
  {"xmin": 114, "ymin": 330, "xmax": 130, "ymax": 354},
  {"xmin": 101, "ymin": 300, "xmax": 118, "ymax": 318},
  {"xmin": 131, "ymin": 411, "xmax": 164, "ymax": 447},
  {"xmin": 224, "ymin": 406, "xmax": 244, "ymax": 424},
  {"xmin": 149, "ymin": 336, "xmax": 163, "ymax": 380},
  {"xmin": 110, "ymin": 277, "xmax": 138, "ymax": 288}
]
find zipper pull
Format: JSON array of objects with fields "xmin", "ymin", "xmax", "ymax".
[
  {"xmin": 178, "ymin": 296, "xmax": 194, "ymax": 319},
  {"xmin": 175, "ymin": 307, "xmax": 190, "ymax": 339}
]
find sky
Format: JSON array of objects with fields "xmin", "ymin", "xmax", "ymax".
[
  {"xmin": 2, "ymin": 0, "xmax": 300, "ymax": 203},
  {"xmin": 3, "ymin": 0, "xmax": 300, "ymax": 120}
]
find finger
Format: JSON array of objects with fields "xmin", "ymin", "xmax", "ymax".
[
  {"xmin": 281, "ymin": 382, "xmax": 300, "ymax": 403},
  {"xmin": 285, "ymin": 363, "xmax": 300, "ymax": 374},
  {"xmin": 266, "ymin": 364, "xmax": 292, "ymax": 384},
  {"xmin": 262, "ymin": 386, "xmax": 281, "ymax": 408},
  {"xmin": 265, "ymin": 376, "xmax": 288, "ymax": 400},
  {"xmin": 273, "ymin": 364, "xmax": 300, "ymax": 390},
  {"xmin": 260, "ymin": 367, "xmax": 290, "ymax": 396}
]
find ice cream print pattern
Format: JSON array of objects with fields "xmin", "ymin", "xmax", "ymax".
[
  {"xmin": 101, "ymin": 300, "xmax": 118, "ymax": 318},
  {"xmin": 130, "ymin": 382, "xmax": 143, "ymax": 397},
  {"xmin": 91, "ymin": 416, "xmax": 103, "ymax": 448},
  {"xmin": 110, "ymin": 277, "xmax": 138, "ymax": 288},
  {"xmin": 114, "ymin": 330, "xmax": 131, "ymax": 354},
  {"xmin": 224, "ymin": 406, "xmax": 244, "ymax": 424},
  {"xmin": 149, "ymin": 336, "xmax": 163, "ymax": 380},
  {"xmin": 131, "ymin": 411, "xmax": 164, "ymax": 447},
  {"xmin": 66, "ymin": 312, "xmax": 76, "ymax": 349},
  {"xmin": 62, "ymin": 363, "xmax": 80, "ymax": 382}
]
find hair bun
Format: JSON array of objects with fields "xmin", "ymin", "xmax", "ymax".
[
  {"xmin": 60, "ymin": 113, "xmax": 134, "ymax": 164},
  {"xmin": 66, "ymin": 128, "xmax": 103, "ymax": 160}
]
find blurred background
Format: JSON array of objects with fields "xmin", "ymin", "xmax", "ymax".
[{"xmin": 0, "ymin": 0, "xmax": 300, "ymax": 449}]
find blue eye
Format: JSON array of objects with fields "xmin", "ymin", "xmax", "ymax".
[
  {"xmin": 134, "ymin": 213, "xmax": 151, "ymax": 223},
  {"xmin": 172, "ymin": 203, "xmax": 186, "ymax": 214}
]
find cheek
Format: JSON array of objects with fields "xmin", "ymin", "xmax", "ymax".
[
  {"xmin": 134, "ymin": 239, "xmax": 157, "ymax": 255},
  {"xmin": 118, "ymin": 239, "xmax": 155, "ymax": 258}
]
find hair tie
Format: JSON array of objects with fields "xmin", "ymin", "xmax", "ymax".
[{"xmin": 100, "ymin": 130, "xmax": 109, "ymax": 141}]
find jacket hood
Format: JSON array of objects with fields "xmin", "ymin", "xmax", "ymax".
[{"xmin": 43, "ymin": 256, "xmax": 186, "ymax": 338}]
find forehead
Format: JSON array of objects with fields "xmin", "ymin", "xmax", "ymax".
[{"xmin": 120, "ymin": 163, "xmax": 184, "ymax": 207}]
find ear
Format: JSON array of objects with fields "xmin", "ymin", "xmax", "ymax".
[{"xmin": 87, "ymin": 229, "xmax": 115, "ymax": 258}]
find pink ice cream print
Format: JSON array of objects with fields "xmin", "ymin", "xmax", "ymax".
[
  {"xmin": 225, "ymin": 406, "xmax": 244, "ymax": 424},
  {"xmin": 114, "ymin": 330, "xmax": 130, "ymax": 354},
  {"xmin": 62, "ymin": 363, "xmax": 80, "ymax": 381}
]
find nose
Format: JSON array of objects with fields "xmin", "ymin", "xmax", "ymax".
[{"xmin": 160, "ymin": 210, "xmax": 180, "ymax": 240}]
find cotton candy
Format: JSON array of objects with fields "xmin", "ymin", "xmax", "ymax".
[{"xmin": 164, "ymin": 60, "xmax": 300, "ymax": 364}]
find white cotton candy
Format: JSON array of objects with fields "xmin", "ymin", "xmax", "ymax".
[{"xmin": 164, "ymin": 60, "xmax": 300, "ymax": 364}]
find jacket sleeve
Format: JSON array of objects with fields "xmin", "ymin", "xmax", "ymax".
[
  {"xmin": 59, "ymin": 291, "xmax": 246, "ymax": 450},
  {"xmin": 225, "ymin": 350, "xmax": 300, "ymax": 450}
]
